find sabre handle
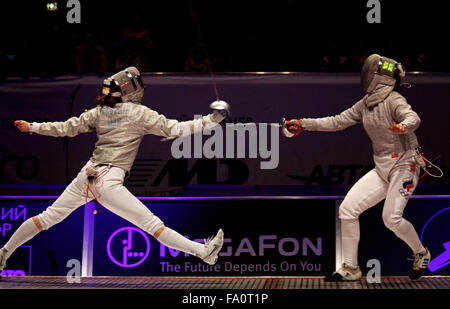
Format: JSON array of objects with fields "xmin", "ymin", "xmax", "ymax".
[{"xmin": 281, "ymin": 118, "xmax": 303, "ymax": 137}]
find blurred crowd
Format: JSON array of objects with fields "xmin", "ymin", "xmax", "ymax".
[
  {"xmin": 1, "ymin": 24, "xmax": 434, "ymax": 78},
  {"xmin": 0, "ymin": 1, "xmax": 441, "ymax": 78}
]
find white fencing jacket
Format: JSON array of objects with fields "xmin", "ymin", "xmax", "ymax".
[
  {"xmin": 30, "ymin": 102, "xmax": 225, "ymax": 174},
  {"xmin": 302, "ymin": 80, "xmax": 420, "ymax": 182}
]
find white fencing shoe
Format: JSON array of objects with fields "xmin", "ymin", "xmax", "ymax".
[
  {"xmin": 409, "ymin": 248, "xmax": 431, "ymax": 280},
  {"xmin": 324, "ymin": 263, "xmax": 362, "ymax": 282},
  {"xmin": 202, "ymin": 229, "xmax": 224, "ymax": 265}
]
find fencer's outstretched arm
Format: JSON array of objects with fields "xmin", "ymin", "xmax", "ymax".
[
  {"xmin": 300, "ymin": 100, "xmax": 364, "ymax": 132},
  {"xmin": 282, "ymin": 100, "xmax": 364, "ymax": 137},
  {"xmin": 284, "ymin": 94, "xmax": 419, "ymax": 136},
  {"xmin": 15, "ymin": 108, "xmax": 98, "ymax": 137},
  {"xmin": 136, "ymin": 105, "xmax": 225, "ymax": 138}
]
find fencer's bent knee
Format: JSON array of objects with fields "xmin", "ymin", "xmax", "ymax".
[{"xmin": 382, "ymin": 212, "xmax": 402, "ymax": 232}]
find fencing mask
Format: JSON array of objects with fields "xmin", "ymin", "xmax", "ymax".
[
  {"xmin": 102, "ymin": 67, "xmax": 145, "ymax": 103},
  {"xmin": 361, "ymin": 54, "xmax": 405, "ymax": 93}
]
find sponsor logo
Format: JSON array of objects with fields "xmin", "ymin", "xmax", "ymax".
[
  {"xmin": 420, "ymin": 207, "xmax": 450, "ymax": 273},
  {"xmin": 106, "ymin": 227, "xmax": 150, "ymax": 268}
]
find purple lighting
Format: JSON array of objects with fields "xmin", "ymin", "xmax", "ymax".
[
  {"xmin": 428, "ymin": 241, "xmax": 450, "ymax": 272},
  {"xmin": 419, "ymin": 206, "xmax": 450, "ymax": 242},
  {"xmin": 419, "ymin": 206, "xmax": 450, "ymax": 273}
]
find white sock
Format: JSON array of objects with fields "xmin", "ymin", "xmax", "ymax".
[
  {"xmin": 157, "ymin": 227, "xmax": 207, "ymax": 258},
  {"xmin": 393, "ymin": 219, "xmax": 426, "ymax": 254},
  {"xmin": 4, "ymin": 218, "xmax": 41, "ymax": 259},
  {"xmin": 341, "ymin": 219, "xmax": 360, "ymax": 268}
]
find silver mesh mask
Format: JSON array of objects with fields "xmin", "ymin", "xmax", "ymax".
[
  {"xmin": 102, "ymin": 66, "xmax": 145, "ymax": 104},
  {"xmin": 361, "ymin": 54, "xmax": 405, "ymax": 93}
]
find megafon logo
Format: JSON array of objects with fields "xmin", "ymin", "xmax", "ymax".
[
  {"xmin": 159, "ymin": 235, "xmax": 323, "ymax": 258},
  {"xmin": 107, "ymin": 227, "xmax": 150, "ymax": 268},
  {"xmin": 420, "ymin": 207, "xmax": 450, "ymax": 273}
]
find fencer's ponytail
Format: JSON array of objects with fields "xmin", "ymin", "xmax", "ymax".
[{"xmin": 95, "ymin": 94, "xmax": 121, "ymax": 108}]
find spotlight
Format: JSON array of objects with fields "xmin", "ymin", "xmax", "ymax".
[{"xmin": 46, "ymin": 1, "xmax": 58, "ymax": 11}]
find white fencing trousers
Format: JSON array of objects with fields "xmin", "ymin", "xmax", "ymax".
[
  {"xmin": 37, "ymin": 161, "xmax": 164, "ymax": 234},
  {"xmin": 338, "ymin": 163, "xmax": 425, "ymax": 268}
]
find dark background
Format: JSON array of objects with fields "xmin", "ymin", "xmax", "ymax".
[{"xmin": 1, "ymin": 0, "xmax": 448, "ymax": 77}]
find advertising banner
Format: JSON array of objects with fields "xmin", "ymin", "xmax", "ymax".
[
  {"xmin": 1, "ymin": 197, "xmax": 448, "ymax": 277},
  {"xmin": 0, "ymin": 199, "xmax": 84, "ymax": 276},
  {"xmin": 93, "ymin": 198, "xmax": 336, "ymax": 276}
]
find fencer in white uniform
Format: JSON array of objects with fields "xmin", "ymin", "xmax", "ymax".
[
  {"xmin": 282, "ymin": 55, "xmax": 431, "ymax": 281},
  {"xmin": 0, "ymin": 67, "xmax": 229, "ymax": 275}
]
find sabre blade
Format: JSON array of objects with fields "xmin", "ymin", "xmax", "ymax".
[{"xmin": 159, "ymin": 122, "xmax": 282, "ymax": 141}]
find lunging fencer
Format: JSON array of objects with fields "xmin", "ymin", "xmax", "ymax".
[
  {"xmin": 282, "ymin": 54, "xmax": 431, "ymax": 281},
  {"xmin": 0, "ymin": 67, "xmax": 230, "ymax": 275}
]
